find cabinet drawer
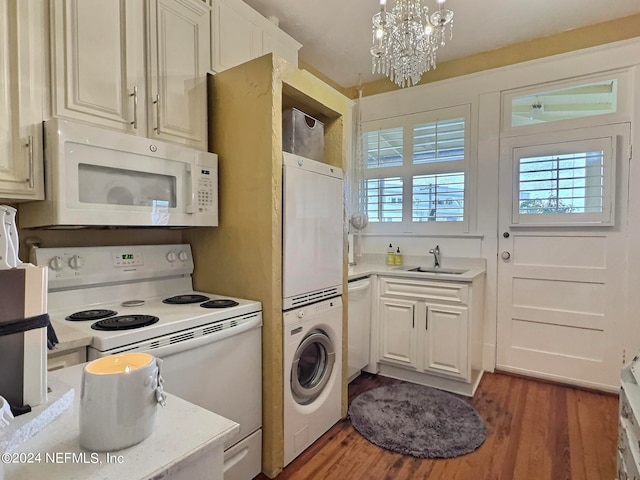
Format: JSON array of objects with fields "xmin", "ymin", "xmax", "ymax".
[
  {"xmin": 48, "ymin": 347, "xmax": 87, "ymax": 371},
  {"xmin": 379, "ymin": 276, "xmax": 468, "ymax": 305},
  {"xmin": 621, "ymin": 382, "xmax": 640, "ymax": 451}
]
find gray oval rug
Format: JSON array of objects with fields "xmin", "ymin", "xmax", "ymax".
[{"xmin": 348, "ymin": 382, "xmax": 486, "ymax": 458}]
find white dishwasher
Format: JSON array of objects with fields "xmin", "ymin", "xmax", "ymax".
[{"xmin": 347, "ymin": 276, "xmax": 372, "ymax": 382}]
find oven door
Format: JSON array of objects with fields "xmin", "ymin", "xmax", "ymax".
[{"xmin": 89, "ymin": 318, "xmax": 263, "ymax": 480}]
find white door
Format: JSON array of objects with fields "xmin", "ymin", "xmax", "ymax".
[
  {"xmin": 147, "ymin": 0, "xmax": 210, "ymax": 150},
  {"xmin": 421, "ymin": 302, "xmax": 468, "ymax": 380},
  {"xmin": 211, "ymin": 0, "xmax": 261, "ymax": 72},
  {"xmin": 497, "ymin": 123, "xmax": 630, "ymax": 392},
  {"xmin": 0, "ymin": 0, "xmax": 45, "ymax": 201},
  {"xmin": 378, "ymin": 297, "xmax": 417, "ymax": 368},
  {"xmin": 50, "ymin": 0, "xmax": 146, "ymax": 133}
]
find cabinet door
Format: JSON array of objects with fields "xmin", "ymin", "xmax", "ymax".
[
  {"xmin": 378, "ymin": 297, "xmax": 418, "ymax": 368},
  {"xmin": 211, "ymin": 0, "xmax": 261, "ymax": 72},
  {"xmin": 50, "ymin": 0, "xmax": 146, "ymax": 133},
  {"xmin": 148, "ymin": 0, "xmax": 210, "ymax": 150},
  {"xmin": 421, "ymin": 303, "xmax": 469, "ymax": 380},
  {"xmin": 0, "ymin": 0, "xmax": 44, "ymax": 201}
]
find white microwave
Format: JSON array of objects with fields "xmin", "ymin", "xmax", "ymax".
[{"xmin": 19, "ymin": 119, "xmax": 218, "ymax": 228}]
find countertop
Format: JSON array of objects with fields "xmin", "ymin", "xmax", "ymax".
[
  {"xmin": 3, "ymin": 364, "xmax": 239, "ymax": 480},
  {"xmin": 47, "ymin": 322, "xmax": 93, "ymax": 355},
  {"xmin": 348, "ymin": 254, "xmax": 486, "ymax": 283}
]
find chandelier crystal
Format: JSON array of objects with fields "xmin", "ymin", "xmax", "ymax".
[{"xmin": 371, "ymin": 0, "xmax": 454, "ymax": 88}]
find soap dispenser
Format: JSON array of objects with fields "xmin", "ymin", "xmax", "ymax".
[
  {"xmin": 394, "ymin": 247, "xmax": 403, "ymax": 266},
  {"xmin": 386, "ymin": 243, "xmax": 395, "ymax": 266}
]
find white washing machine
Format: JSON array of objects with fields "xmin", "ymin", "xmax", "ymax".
[{"xmin": 283, "ymin": 296, "xmax": 343, "ymax": 466}]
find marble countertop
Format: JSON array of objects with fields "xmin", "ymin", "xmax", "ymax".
[
  {"xmin": 348, "ymin": 254, "xmax": 486, "ymax": 283},
  {"xmin": 3, "ymin": 364, "xmax": 239, "ymax": 480},
  {"xmin": 47, "ymin": 322, "xmax": 93, "ymax": 356}
]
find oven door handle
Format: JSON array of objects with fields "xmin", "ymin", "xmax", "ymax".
[{"xmin": 103, "ymin": 314, "xmax": 262, "ymax": 358}]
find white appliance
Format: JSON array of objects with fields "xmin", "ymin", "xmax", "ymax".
[
  {"xmin": 347, "ymin": 276, "xmax": 371, "ymax": 382},
  {"xmin": 19, "ymin": 119, "xmax": 218, "ymax": 228},
  {"xmin": 282, "ymin": 152, "xmax": 343, "ymax": 310},
  {"xmin": 281, "ymin": 151, "xmax": 344, "ymax": 466},
  {"xmin": 283, "ymin": 297, "xmax": 342, "ymax": 466},
  {"xmin": 35, "ymin": 244, "xmax": 261, "ymax": 480}
]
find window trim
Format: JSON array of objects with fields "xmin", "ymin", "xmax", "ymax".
[{"xmin": 361, "ymin": 105, "xmax": 472, "ymax": 234}]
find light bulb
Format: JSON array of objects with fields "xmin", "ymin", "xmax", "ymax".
[
  {"xmin": 425, "ymin": 24, "xmax": 433, "ymax": 35},
  {"xmin": 375, "ymin": 27, "xmax": 384, "ymax": 40}
]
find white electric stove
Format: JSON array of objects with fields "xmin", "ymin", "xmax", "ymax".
[{"xmin": 35, "ymin": 244, "xmax": 263, "ymax": 480}]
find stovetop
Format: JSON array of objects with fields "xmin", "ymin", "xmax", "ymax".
[
  {"xmin": 36, "ymin": 244, "xmax": 261, "ymax": 353},
  {"xmin": 48, "ymin": 289, "xmax": 261, "ymax": 352}
]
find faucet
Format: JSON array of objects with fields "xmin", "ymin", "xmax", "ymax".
[{"xmin": 429, "ymin": 245, "xmax": 441, "ymax": 268}]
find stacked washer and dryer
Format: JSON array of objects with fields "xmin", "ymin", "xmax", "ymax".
[{"xmin": 281, "ymin": 151, "xmax": 344, "ymax": 466}]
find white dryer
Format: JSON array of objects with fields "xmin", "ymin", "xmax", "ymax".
[{"xmin": 283, "ymin": 296, "xmax": 343, "ymax": 466}]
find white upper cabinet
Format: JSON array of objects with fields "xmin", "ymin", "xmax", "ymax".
[
  {"xmin": 50, "ymin": 0, "xmax": 210, "ymax": 150},
  {"xmin": 210, "ymin": 0, "xmax": 301, "ymax": 73},
  {"xmin": 147, "ymin": 0, "xmax": 210, "ymax": 149},
  {"xmin": 50, "ymin": 0, "xmax": 146, "ymax": 135},
  {"xmin": 0, "ymin": 0, "xmax": 45, "ymax": 201}
]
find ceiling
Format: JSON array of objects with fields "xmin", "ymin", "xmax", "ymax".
[{"xmin": 242, "ymin": 0, "xmax": 640, "ymax": 89}]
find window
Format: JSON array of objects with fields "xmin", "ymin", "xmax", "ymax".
[
  {"xmin": 361, "ymin": 106, "xmax": 470, "ymax": 232},
  {"xmin": 508, "ymin": 130, "xmax": 623, "ymax": 227},
  {"xmin": 502, "ymin": 71, "xmax": 630, "ymax": 135},
  {"xmin": 518, "ymin": 151, "xmax": 604, "ymax": 215}
]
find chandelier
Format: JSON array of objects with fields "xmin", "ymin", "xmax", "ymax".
[{"xmin": 371, "ymin": 0, "xmax": 454, "ymax": 88}]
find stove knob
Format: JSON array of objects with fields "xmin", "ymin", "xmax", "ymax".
[
  {"xmin": 49, "ymin": 256, "xmax": 64, "ymax": 271},
  {"xmin": 68, "ymin": 254, "xmax": 84, "ymax": 270},
  {"xmin": 297, "ymin": 310, "xmax": 305, "ymax": 319},
  {"xmin": 178, "ymin": 250, "xmax": 189, "ymax": 262},
  {"xmin": 166, "ymin": 251, "xmax": 177, "ymax": 263}
]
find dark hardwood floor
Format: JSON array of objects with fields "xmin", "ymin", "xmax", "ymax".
[{"xmin": 259, "ymin": 371, "xmax": 619, "ymax": 480}]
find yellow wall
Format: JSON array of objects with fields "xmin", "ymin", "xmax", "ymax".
[
  {"xmin": 185, "ymin": 54, "xmax": 351, "ymax": 478},
  {"xmin": 301, "ymin": 13, "xmax": 640, "ymax": 99}
]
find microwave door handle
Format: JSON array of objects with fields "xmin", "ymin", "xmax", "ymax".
[{"xmin": 186, "ymin": 164, "xmax": 195, "ymax": 214}]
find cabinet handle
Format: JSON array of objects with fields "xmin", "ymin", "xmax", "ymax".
[
  {"xmin": 153, "ymin": 94, "xmax": 160, "ymax": 133},
  {"xmin": 25, "ymin": 136, "xmax": 34, "ymax": 188},
  {"xmin": 130, "ymin": 86, "xmax": 138, "ymax": 130},
  {"xmin": 425, "ymin": 306, "xmax": 429, "ymax": 330},
  {"xmin": 412, "ymin": 305, "xmax": 415, "ymax": 328}
]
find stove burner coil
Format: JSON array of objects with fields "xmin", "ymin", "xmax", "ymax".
[
  {"xmin": 91, "ymin": 315, "xmax": 159, "ymax": 331},
  {"xmin": 66, "ymin": 309, "xmax": 118, "ymax": 321},
  {"xmin": 162, "ymin": 294, "xmax": 210, "ymax": 305},
  {"xmin": 200, "ymin": 299, "xmax": 240, "ymax": 309}
]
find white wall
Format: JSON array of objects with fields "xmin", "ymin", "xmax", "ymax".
[{"xmin": 357, "ymin": 38, "xmax": 640, "ymax": 373}]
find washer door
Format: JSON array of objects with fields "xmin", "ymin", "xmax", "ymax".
[{"xmin": 291, "ymin": 329, "xmax": 336, "ymax": 405}]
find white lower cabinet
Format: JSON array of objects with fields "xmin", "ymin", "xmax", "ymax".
[
  {"xmin": 379, "ymin": 297, "xmax": 418, "ymax": 368},
  {"xmin": 379, "ymin": 297, "xmax": 468, "ymax": 380},
  {"xmin": 376, "ymin": 275, "xmax": 483, "ymax": 396},
  {"xmin": 421, "ymin": 303, "xmax": 468, "ymax": 380},
  {"xmin": 618, "ymin": 359, "xmax": 640, "ymax": 480}
]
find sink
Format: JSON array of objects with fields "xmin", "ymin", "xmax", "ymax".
[{"xmin": 407, "ymin": 267, "xmax": 468, "ymax": 275}]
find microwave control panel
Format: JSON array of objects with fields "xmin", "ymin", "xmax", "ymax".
[{"xmin": 197, "ymin": 168, "xmax": 215, "ymax": 211}]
